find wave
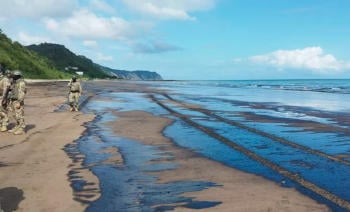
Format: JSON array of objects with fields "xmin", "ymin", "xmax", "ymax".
[{"xmin": 179, "ymin": 79, "xmax": 350, "ymax": 94}]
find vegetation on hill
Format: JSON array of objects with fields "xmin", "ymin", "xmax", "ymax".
[
  {"xmin": 0, "ymin": 29, "xmax": 163, "ymax": 80},
  {"xmin": 27, "ymin": 43, "xmax": 110, "ymax": 79},
  {"xmin": 0, "ymin": 29, "xmax": 70, "ymax": 79},
  {"xmin": 99, "ymin": 65, "xmax": 163, "ymax": 80},
  {"xmin": 28, "ymin": 43, "xmax": 163, "ymax": 80}
]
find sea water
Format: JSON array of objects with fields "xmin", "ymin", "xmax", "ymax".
[{"xmin": 150, "ymin": 79, "xmax": 350, "ymax": 111}]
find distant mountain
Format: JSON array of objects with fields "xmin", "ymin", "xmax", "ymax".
[
  {"xmin": 27, "ymin": 43, "xmax": 109, "ymax": 79},
  {"xmin": 27, "ymin": 43, "xmax": 163, "ymax": 80},
  {"xmin": 99, "ymin": 66, "xmax": 163, "ymax": 80},
  {"xmin": 0, "ymin": 30, "xmax": 69, "ymax": 79}
]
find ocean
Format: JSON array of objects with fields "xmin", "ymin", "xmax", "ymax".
[{"xmin": 68, "ymin": 79, "xmax": 350, "ymax": 211}]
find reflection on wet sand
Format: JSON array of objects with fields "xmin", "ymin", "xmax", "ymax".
[{"xmin": 65, "ymin": 81, "xmax": 333, "ymax": 211}]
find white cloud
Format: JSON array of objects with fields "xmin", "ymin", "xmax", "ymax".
[
  {"xmin": 122, "ymin": 0, "xmax": 216, "ymax": 20},
  {"xmin": 83, "ymin": 40, "xmax": 98, "ymax": 48},
  {"xmin": 0, "ymin": 0, "xmax": 78, "ymax": 19},
  {"xmin": 250, "ymin": 47, "xmax": 350, "ymax": 73},
  {"xmin": 96, "ymin": 53, "xmax": 113, "ymax": 61},
  {"xmin": 44, "ymin": 9, "xmax": 135, "ymax": 40},
  {"xmin": 90, "ymin": 0, "xmax": 115, "ymax": 14},
  {"xmin": 17, "ymin": 32, "xmax": 52, "ymax": 45},
  {"xmin": 132, "ymin": 40, "xmax": 181, "ymax": 54}
]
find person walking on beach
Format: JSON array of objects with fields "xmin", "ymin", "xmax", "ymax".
[
  {"xmin": 8, "ymin": 70, "xmax": 26, "ymax": 135},
  {"xmin": 0, "ymin": 70, "xmax": 12, "ymax": 132},
  {"xmin": 67, "ymin": 76, "xmax": 82, "ymax": 112}
]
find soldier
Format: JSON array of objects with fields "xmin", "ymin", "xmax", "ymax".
[
  {"xmin": 0, "ymin": 70, "xmax": 12, "ymax": 132},
  {"xmin": 67, "ymin": 76, "xmax": 82, "ymax": 112},
  {"xmin": 8, "ymin": 70, "xmax": 26, "ymax": 135}
]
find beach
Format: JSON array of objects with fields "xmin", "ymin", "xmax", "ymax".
[
  {"xmin": 0, "ymin": 81, "xmax": 96, "ymax": 211},
  {"xmin": 0, "ymin": 80, "xmax": 336, "ymax": 211}
]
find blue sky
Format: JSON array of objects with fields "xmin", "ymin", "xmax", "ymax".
[{"xmin": 1, "ymin": 0, "xmax": 350, "ymax": 80}]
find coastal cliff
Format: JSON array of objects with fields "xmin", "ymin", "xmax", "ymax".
[{"xmin": 99, "ymin": 66, "xmax": 163, "ymax": 80}]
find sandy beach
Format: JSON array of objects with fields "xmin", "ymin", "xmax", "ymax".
[
  {"xmin": 0, "ymin": 81, "xmax": 330, "ymax": 211},
  {"xmin": 0, "ymin": 81, "xmax": 96, "ymax": 212}
]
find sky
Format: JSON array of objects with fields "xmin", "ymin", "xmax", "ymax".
[{"xmin": 1, "ymin": 0, "xmax": 350, "ymax": 80}]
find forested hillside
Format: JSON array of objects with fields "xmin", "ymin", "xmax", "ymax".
[
  {"xmin": 28, "ymin": 43, "xmax": 163, "ymax": 80},
  {"xmin": 27, "ymin": 43, "xmax": 110, "ymax": 79},
  {"xmin": 0, "ymin": 29, "xmax": 163, "ymax": 80},
  {"xmin": 0, "ymin": 30, "xmax": 69, "ymax": 79}
]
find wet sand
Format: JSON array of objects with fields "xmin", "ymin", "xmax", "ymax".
[
  {"xmin": 0, "ymin": 80, "xmax": 330, "ymax": 211},
  {"xmin": 110, "ymin": 110, "xmax": 329, "ymax": 211}
]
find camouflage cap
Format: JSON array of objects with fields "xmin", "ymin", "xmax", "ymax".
[{"xmin": 5, "ymin": 69, "xmax": 12, "ymax": 75}]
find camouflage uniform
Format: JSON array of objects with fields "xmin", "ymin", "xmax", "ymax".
[
  {"xmin": 9, "ymin": 71, "xmax": 26, "ymax": 135},
  {"xmin": 67, "ymin": 77, "xmax": 82, "ymax": 112},
  {"xmin": 0, "ymin": 71, "xmax": 12, "ymax": 132}
]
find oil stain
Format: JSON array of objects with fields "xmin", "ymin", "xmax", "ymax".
[{"xmin": 64, "ymin": 105, "xmax": 222, "ymax": 211}]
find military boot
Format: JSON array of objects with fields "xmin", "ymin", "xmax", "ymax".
[
  {"xmin": 9, "ymin": 125, "xmax": 20, "ymax": 133},
  {"xmin": 0, "ymin": 125, "xmax": 7, "ymax": 132},
  {"xmin": 13, "ymin": 128, "xmax": 25, "ymax": 135}
]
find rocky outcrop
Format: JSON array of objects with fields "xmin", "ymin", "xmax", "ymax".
[{"xmin": 100, "ymin": 66, "xmax": 163, "ymax": 80}]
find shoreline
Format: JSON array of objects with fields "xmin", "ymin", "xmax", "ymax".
[
  {"xmin": 86, "ymin": 81, "xmax": 330, "ymax": 211},
  {"xmin": 0, "ymin": 80, "xmax": 331, "ymax": 211}
]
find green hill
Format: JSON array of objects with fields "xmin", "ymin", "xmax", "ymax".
[
  {"xmin": 0, "ymin": 29, "xmax": 162, "ymax": 80},
  {"xmin": 27, "ymin": 43, "xmax": 164, "ymax": 80},
  {"xmin": 27, "ymin": 43, "xmax": 110, "ymax": 79},
  {"xmin": 0, "ymin": 29, "xmax": 69, "ymax": 79}
]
